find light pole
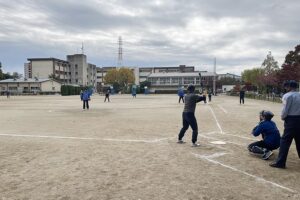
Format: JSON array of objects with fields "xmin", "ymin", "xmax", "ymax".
[{"xmin": 199, "ymin": 72, "xmax": 202, "ymax": 94}]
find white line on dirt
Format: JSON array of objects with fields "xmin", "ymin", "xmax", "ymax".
[
  {"xmin": 192, "ymin": 153, "xmax": 297, "ymax": 194},
  {"xmin": 200, "ymin": 134, "xmax": 245, "ymax": 146},
  {"xmin": 217, "ymin": 105, "xmax": 228, "ymax": 114},
  {"xmin": 0, "ymin": 133, "xmax": 169, "ymax": 143},
  {"xmin": 208, "ymin": 106, "xmax": 224, "ymax": 134}
]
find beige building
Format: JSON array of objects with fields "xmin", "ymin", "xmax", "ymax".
[
  {"xmin": 27, "ymin": 58, "xmax": 71, "ymax": 84},
  {"xmin": 25, "ymin": 54, "xmax": 97, "ymax": 88},
  {"xmin": 0, "ymin": 78, "xmax": 61, "ymax": 94}
]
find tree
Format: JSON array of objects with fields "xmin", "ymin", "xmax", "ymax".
[
  {"xmin": 0, "ymin": 62, "xmax": 3, "ymax": 80},
  {"xmin": 278, "ymin": 44, "xmax": 300, "ymax": 83},
  {"xmin": 241, "ymin": 68, "xmax": 264, "ymax": 90},
  {"xmin": 48, "ymin": 74, "xmax": 61, "ymax": 81},
  {"xmin": 12, "ymin": 72, "xmax": 22, "ymax": 79},
  {"xmin": 104, "ymin": 68, "xmax": 135, "ymax": 92},
  {"xmin": 261, "ymin": 51, "xmax": 279, "ymax": 75}
]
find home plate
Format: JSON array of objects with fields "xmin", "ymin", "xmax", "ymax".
[{"xmin": 210, "ymin": 141, "xmax": 226, "ymax": 145}]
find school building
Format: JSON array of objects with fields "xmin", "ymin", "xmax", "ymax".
[{"xmin": 0, "ymin": 78, "xmax": 61, "ymax": 95}]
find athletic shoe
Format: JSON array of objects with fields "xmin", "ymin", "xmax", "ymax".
[
  {"xmin": 192, "ymin": 143, "xmax": 200, "ymax": 147},
  {"xmin": 262, "ymin": 150, "xmax": 273, "ymax": 160},
  {"xmin": 269, "ymin": 162, "xmax": 286, "ymax": 169},
  {"xmin": 177, "ymin": 140, "xmax": 185, "ymax": 144}
]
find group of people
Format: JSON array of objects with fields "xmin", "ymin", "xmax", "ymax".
[{"xmin": 177, "ymin": 80, "xmax": 300, "ymax": 169}]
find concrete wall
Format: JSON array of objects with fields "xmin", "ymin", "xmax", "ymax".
[
  {"xmin": 31, "ymin": 61, "xmax": 53, "ymax": 79},
  {"xmin": 41, "ymin": 80, "xmax": 61, "ymax": 92}
]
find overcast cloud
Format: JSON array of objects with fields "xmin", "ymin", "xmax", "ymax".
[{"xmin": 0, "ymin": 0, "xmax": 299, "ymax": 75}]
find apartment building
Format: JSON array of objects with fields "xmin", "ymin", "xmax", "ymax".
[
  {"xmin": 26, "ymin": 58, "xmax": 71, "ymax": 84},
  {"xmin": 25, "ymin": 54, "xmax": 97, "ymax": 88}
]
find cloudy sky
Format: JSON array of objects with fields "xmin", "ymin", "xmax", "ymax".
[{"xmin": 0, "ymin": 0, "xmax": 299, "ymax": 75}]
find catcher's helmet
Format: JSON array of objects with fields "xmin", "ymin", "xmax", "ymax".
[{"xmin": 260, "ymin": 110, "xmax": 274, "ymax": 121}]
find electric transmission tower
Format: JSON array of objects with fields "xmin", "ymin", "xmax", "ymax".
[{"xmin": 117, "ymin": 36, "xmax": 123, "ymax": 67}]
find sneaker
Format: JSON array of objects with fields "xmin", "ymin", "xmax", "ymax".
[
  {"xmin": 262, "ymin": 150, "xmax": 273, "ymax": 160},
  {"xmin": 177, "ymin": 140, "xmax": 185, "ymax": 144},
  {"xmin": 269, "ymin": 162, "xmax": 286, "ymax": 169},
  {"xmin": 192, "ymin": 143, "xmax": 200, "ymax": 147}
]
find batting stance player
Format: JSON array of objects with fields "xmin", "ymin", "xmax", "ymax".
[
  {"xmin": 177, "ymin": 84, "xmax": 206, "ymax": 147},
  {"xmin": 270, "ymin": 80, "xmax": 300, "ymax": 169}
]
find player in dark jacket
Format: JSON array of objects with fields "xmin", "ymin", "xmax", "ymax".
[
  {"xmin": 177, "ymin": 84, "xmax": 206, "ymax": 147},
  {"xmin": 248, "ymin": 110, "xmax": 281, "ymax": 160}
]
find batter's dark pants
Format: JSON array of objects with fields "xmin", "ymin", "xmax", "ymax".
[
  {"xmin": 275, "ymin": 117, "xmax": 300, "ymax": 166},
  {"xmin": 179, "ymin": 96, "xmax": 184, "ymax": 103},
  {"xmin": 178, "ymin": 112, "xmax": 198, "ymax": 143},
  {"xmin": 83, "ymin": 100, "xmax": 89, "ymax": 109},
  {"xmin": 240, "ymin": 97, "xmax": 244, "ymax": 104}
]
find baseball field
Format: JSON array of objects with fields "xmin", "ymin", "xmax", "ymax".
[{"xmin": 0, "ymin": 94, "xmax": 299, "ymax": 200}]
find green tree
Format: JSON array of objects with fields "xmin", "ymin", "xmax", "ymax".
[
  {"xmin": 262, "ymin": 51, "xmax": 279, "ymax": 75},
  {"xmin": 241, "ymin": 68, "xmax": 264, "ymax": 91},
  {"xmin": 0, "ymin": 62, "xmax": 3, "ymax": 80}
]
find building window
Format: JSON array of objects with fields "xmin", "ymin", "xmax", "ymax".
[
  {"xmin": 184, "ymin": 77, "xmax": 195, "ymax": 85},
  {"xmin": 52, "ymin": 87, "xmax": 55, "ymax": 90}
]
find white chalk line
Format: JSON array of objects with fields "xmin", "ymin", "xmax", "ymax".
[
  {"xmin": 208, "ymin": 106, "xmax": 224, "ymax": 134},
  {"xmin": 217, "ymin": 105, "xmax": 228, "ymax": 114},
  {"xmin": 0, "ymin": 133, "xmax": 169, "ymax": 144},
  {"xmin": 200, "ymin": 134, "xmax": 245, "ymax": 147},
  {"xmin": 192, "ymin": 153, "xmax": 297, "ymax": 194}
]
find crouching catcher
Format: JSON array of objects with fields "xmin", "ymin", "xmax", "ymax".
[{"xmin": 248, "ymin": 110, "xmax": 281, "ymax": 160}]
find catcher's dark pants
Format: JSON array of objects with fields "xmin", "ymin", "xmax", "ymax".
[
  {"xmin": 179, "ymin": 96, "xmax": 184, "ymax": 103},
  {"xmin": 275, "ymin": 116, "xmax": 300, "ymax": 166},
  {"xmin": 248, "ymin": 140, "xmax": 276, "ymax": 154},
  {"xmin": 83, "ymin": 100, "xmax": 89, "ymax": 109},
  {"xmin": 178, "ymin": 112, "xmax": 198, "ymax": 143}
]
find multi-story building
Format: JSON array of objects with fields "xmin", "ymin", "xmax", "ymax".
[
  {"xmin": 24, "ymin": 63, "xmax": 32, "ymax": 79},
  {"xmin": 147, "ymin": 71, "xmax": 216, "ymax": 93},
  {"xmin": 25, "ymin": 54, "xmax": 97, "ymax": 88},
  {"xmin": 26, "ymin": 58, "xmax": 71, "ymax": 84},
  {"xmin": 66, "ymin": 54, "xmax": 96, "ymax": 88},
  {"xmin": 218, "ymin": 73, "xmax": 241, "ymax": 81}
]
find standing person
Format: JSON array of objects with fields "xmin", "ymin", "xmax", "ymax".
[
  {"xmin": 177, "ymin": 84, "xmax": 206, "ymax": 147},
  {"xmin": 248, "ymin": 110, "xmax": 281, "ymax": 160},
  {"xmin": 6, "ymin": 90, "xmax": 10, "ymax": 98},
  {"xmin": 240, "ymin": 88, "xmax": 245, "ymax": 104},
  {"xmin": 81, "ymin": 88, "xmax": 91, "ymax": 110},
  {"xmin": 270, "ymin": 80, "xmax": 300, "ymax": 169},
  {"xmin": 104, "ymin": 89, "xmax": 110, "ymax": 102},
  {"xmin": 208, "ymin": 91, "xmax": 212, "ymax": 102},
  {"xmin": 132, "ymin": 90, "xmax": 137, "ymax": 98},
  {"xmin": 178, "ymin": 87, "xmax": 185, "ymax": 103}
]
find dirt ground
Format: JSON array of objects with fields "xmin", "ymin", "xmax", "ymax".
[{"xmin": 0, "ymin": 94, "xmax": 299, "ymax": 200}]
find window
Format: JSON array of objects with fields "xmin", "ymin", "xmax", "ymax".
[
  {"xmin": 184, "ymin": 77, "xmax": 195, "ymax": 85},
  {"xmin": 52, "ymin": 87, "xmax": 55, "ymax": 90}
]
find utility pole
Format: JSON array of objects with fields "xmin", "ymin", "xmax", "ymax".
[{"xmin": 213, "ymin": 57, "xmax": 216, "ymax": 95}]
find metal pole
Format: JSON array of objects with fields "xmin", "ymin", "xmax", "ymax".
[
  {"xmin": 213, "ymin": 57, "xmax": 216, "ymax": 95},
  {"xmin": 199, "ymin": 72, "xmax": 202, "ymax": 94}
]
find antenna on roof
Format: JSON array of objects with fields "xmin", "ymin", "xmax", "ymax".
[{"xmin": 81, "ymin": 42, "xmax": 84, "ymax": 54}]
